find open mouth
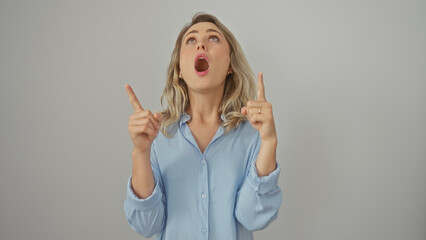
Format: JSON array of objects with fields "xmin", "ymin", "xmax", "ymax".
[
  {"xmin": 195, "ymin": 58, "xmax": 209, "ymax": 72},
  {"xmin": 194, "ymin": 53, "xmax": 209, "ymax": 75}
]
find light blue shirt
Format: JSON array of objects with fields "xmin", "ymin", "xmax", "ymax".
[{"xmin": 124, "ymin": 112, "xmax": 282, "ymax": 240}]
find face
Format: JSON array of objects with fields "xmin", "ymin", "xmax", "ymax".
[{"xmin": 179, "ymin": 22, "xmax": 232, "ymax": 94}]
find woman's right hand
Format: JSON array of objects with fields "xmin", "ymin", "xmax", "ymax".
[{"xmin": 125, "ymin": 84, "xmax": 163, "ymax": 153}]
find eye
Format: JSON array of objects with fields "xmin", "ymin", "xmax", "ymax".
[
  {"xmin": 186, "ymin": 37, "xmax": 196, "ymax": 44},
  {"xmin": 209, "ymin": 35, "xmax": 219, "ymax": 42}
]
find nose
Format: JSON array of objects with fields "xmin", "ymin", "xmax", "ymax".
[{"xmin": 197, "ymin": 42, "xmax": 206, "ymax": 51}]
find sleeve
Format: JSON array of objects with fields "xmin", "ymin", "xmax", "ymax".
[
  {"xmin": 123, "ymin": 142, "xmax": 166, "ymax": 238},
  {"xmin": 234, "ymin": 132, "xmax": 282, "ymax": 232}
]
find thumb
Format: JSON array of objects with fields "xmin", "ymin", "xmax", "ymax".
[
  {"xmin": 241, "ymin": 107, "xmax": 247, "ymax": 116},
  {"xmin": 154, "ymin": 113, "xmax": 164, "ymax": 121}
]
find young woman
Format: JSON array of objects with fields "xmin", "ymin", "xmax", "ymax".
[{"xmin": 124, "ymin": 13, "xmax": 282, "ymax": 240}]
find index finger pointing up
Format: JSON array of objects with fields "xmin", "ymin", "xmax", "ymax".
[
  {"xmin": 124, "ymin": 84, "xmax": 144, "ymax": 112},
  {"xmin": 257, "ymin": 72, "xmax": 266, "ymax": 102}
]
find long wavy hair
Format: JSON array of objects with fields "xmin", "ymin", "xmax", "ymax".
[{"xmin": 160, "ymin": 12, "xmax": 256, "ymax": 137}]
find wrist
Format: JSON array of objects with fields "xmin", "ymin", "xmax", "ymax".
[
  {"xmin": 261, "ymin": 138, "xmax": 278, "ymax": 148},
  {"xmin": 132, "ymin": 147, "xmax": 150, "ymax": 155}
]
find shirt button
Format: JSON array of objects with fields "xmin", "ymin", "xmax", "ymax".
[
  {"xmin": 201, "ymin": 227, "xmax": 207, "ymax": 233},
  {"xmin": 201, "ymin": 160, "xmax": 206, "ymax": 164},
  {"xmin": 201, "ymin": 193, "xmax": 207, "ymax": 199}
]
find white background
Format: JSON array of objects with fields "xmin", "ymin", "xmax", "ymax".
[{"xmin": 1, "ymin": 0, "xmax": 425, "ymax": 239}]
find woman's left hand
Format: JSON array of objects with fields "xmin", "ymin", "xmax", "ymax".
[{"xmin": 241, "ymin": 72, "xmax": 277, "ymax": 144}]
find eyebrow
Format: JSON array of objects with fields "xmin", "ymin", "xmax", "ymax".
[{"xmin": 183, "ymin": 28, "xmax": 224, "ymax": 40}]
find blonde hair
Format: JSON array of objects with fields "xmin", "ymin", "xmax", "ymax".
[{"xmin": 160, "ymin": 12, "xmax": 256, "ymax": 137}]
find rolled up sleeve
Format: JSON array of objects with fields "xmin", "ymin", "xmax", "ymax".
[
  {"xmin": 123, "ymin": 143, "xmax": 166, "ymax": 238},
  {"xmin": 234, "ymin": 133, "xmax": 282, "ymax": 232}
]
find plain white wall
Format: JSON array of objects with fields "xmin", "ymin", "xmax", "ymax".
[{"xmin": 1, "ymin": 0, "xmax": 425, "ymax": 239}]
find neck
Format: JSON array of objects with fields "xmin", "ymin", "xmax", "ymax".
[{"xmin": 186, "ymin": 87, "xmax": 224, "ymax": 125}]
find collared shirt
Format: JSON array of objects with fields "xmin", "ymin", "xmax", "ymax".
[{"xmin": 124, "ymin": 113, "xmax": 282, "ymax": 240}]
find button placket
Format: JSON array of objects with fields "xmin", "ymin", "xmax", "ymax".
[{"xmin": 198, "ymin": 157, "xmax": 209, "ymax": 239}]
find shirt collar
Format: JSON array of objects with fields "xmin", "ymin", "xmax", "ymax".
[
  {"xmin": 179, "ymin": 112, "xmax": 225, "ymax": 127},
  {"xmin": 179, "ymin": 112, "xmax": 191, "ymax": 126}
]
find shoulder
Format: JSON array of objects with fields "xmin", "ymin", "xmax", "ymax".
[
  {"xmin": 236, "ymin": 119, "xmax": 259, "ymax": 138},
  {"xmin": 152, "ymin": 121, "xmax": 180, "ymax": 149},
  {"xmin": 229, "ymin": 119, "xmax": 260, "ymax": 148}
]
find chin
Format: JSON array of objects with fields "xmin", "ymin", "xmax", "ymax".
[{"xmin": 188, "ymin": 78, "xmax": 224, "ymax": 93}]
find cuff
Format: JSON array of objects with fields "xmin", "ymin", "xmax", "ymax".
[
  {"xmin": 246, "ymin": 162, "xmax": 281, "ymax": 194},
  {"xmin": 126, "ymin": 175, "xmax": 163, "ymax": 211}
]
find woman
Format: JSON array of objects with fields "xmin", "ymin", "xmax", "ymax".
[{"xmin": 124, "ymin": 13, "xmax": 282, "ymax": 240}]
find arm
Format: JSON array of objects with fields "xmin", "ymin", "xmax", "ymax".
[
  {"xmin": 237, "ymin": 71, "xmax": 282, "ymax": 231},
  {"xmin": 256, "ymin": 139, "xmax": 278, "ymax": 177},
  {"xmin": 124, "ymin": 143, "xmax": 166, "ymax": 238},
  {"xmin": 234, "ymin": 133, "xmax": 282, "ymax": 231}
]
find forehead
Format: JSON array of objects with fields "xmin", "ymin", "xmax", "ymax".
[{"xmin": 184, "ymin": 22, "xmax": 222, "ymax": 36}]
